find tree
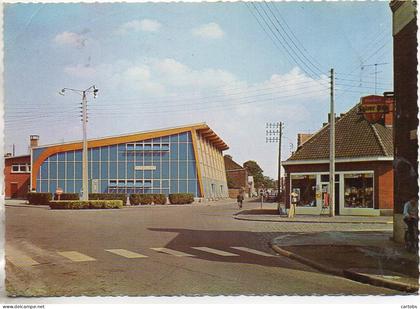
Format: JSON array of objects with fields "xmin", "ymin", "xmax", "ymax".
[{"xmin": 243, "ymin": 160, "xmax": 265, "ymax": 188}]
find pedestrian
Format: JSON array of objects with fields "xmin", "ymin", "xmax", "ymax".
[
  {"xmin": 237, "ymin": 188, "xmax": 245, "ymax": 209},
  {"xmin": 403, "ymin": 195, "xmax": 418, "ymax": 251}
]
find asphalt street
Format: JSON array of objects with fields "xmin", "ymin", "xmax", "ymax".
[{"xmin": 5, "ymin": 200, "xmax": 397, "ymax": 296}]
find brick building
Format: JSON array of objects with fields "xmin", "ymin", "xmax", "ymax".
[
  {"xmin": 390, "ymin": 1, "xmax": 418, "ymax": 241},
  {"xmin": 224, "ymin": 155, "xmax": 249, "ymax": 198},
  {"xmin": 283, "ymin": 97, "xmax": 393, "ymax": 216},
  {"xmin": 4, "ymin": 155, "xmax": 31, "ymax": 199}
]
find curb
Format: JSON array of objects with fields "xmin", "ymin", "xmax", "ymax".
[
  {"xmin": 236, "ymin": 215, "xmax": 392, "ymax": 224},
  {"xmin": 5, "ymin": 204, "xmax": 50, "ymax": 209},
  {"xmin": 270, "ymin": 243, "xmax": 418, "ymax": 294}
]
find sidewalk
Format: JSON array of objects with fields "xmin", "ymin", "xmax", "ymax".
[
  {"xmin": 270, "ymin": 231, "xmax": 419, "ymax": 293},
  {"xmin": 234, "ymin": 205, "xmax": 393, "ymax": 224}
]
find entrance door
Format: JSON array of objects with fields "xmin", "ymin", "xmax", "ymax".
[
  {"xmin": 335, "ymin": 181, "xmax": 340, "ymax": 215},
  {"xmin": 11, "ymin": 183, "xmax": 18, "ymax": 198},
  {"xmin": 320, "ymin": 182, "xmax": 340, "ymax": 215}
]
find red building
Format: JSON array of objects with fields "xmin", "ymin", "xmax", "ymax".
[
  {"xmin": 283, "ymin": 96, "xmax": 393, "ymax": 216},
  {"xmin": 224, "ymin": 155, "xmax": 250, "ymax": 198},
  {"xmin": 4, "ymin": 154, "xmax": 31, "ymax": 199}
]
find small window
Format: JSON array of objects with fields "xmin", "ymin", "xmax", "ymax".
[
  {"xmin": 144, "ymin": 144, "xmax": 152, "ymax": 151},
  {"xmin": 126, "ymin": 144, "xmax": 135, "ymax": 151},
  {"xmin": 144, "ymin": 180, "xmax": 152, "ymax": 188},
  {"xmin": 161, "ymin": 144, "xmax": 170, "ymax": 151},
  {"xmin": 135, "ymin": 181, "xmax": 143, "ymax": 188},
  {"xmin": 12, "ymin": 165, "xmax": 19, "ymax": 172},
  {"xmin": 126, "ymin": 180, "xmax": 134, "ymax": 187},
  {"xmin": 152, "ymin": 144, "xmax": 161, "ymax": 151},
  {"xmin": 135, "ymin": 144, "xmax": 143, "ymax": 151},
  {"xmin": 109, "ymin": 180, "xmax": 117, "ymax": 187},
  {"xmin": 118, "ymin": 180, "xmax": 126, "ymax": 187}
]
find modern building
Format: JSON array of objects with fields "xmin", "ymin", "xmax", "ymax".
[
  {"xmin": 283, "ymin": 96, "xmax": 394, "ymax": 216},
  {"xmin": 390, "ymin": 1, "xmax": 418, "ymax": 241},
  {"xmin": 30, "ymin": 123, "xmax": 229, "ymax": 199},
  {"xmin": 4, "ymin": 154, "xmax": 31, "ymax": 199}
]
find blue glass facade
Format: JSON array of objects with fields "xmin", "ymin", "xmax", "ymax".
[{"xmin": 35, "ymin": 132, "xmax": 200, "ymax": 197}]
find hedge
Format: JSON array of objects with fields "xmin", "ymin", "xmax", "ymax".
[
  {"xmin": 168, "ymin": 193, "xmax": 194, "ymax": 205},
  {"xmin": 27, "ymin": 192, "xmax": 53, "ymax": 205},
  {"xmin": 88, "ymin": 193, "xmax": 127, "ymax": 205},
  {"xmin": 53, "ymin": 193, "xmax": 79, "ymax": 200},
  {"xmin": 49, "ymin": 200, "xmax": 123, "ymax": 210},
  {"xmin": 129, "ymin": 194, "xmax": 166, "ymax": 205}
]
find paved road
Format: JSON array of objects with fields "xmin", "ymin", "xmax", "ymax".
[{"xmin": 5, "ymin": 200, "xmax": 396, "ymax": 296}]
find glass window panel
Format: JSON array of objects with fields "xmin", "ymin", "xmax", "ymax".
[
  {"xmin": 161, "ymin": 151, "xmax": 170, "ymax": 161},
  {"xmin": 118, "ymin": 144, "xmax": 126, "ymax": 161},
  {"xmin": 50, "ymin": 154, "xmax": 57, "ymax": 162},
  {"xmin": 161, "ymin": 136, "xmax": 169, "ymax": 142},
  {"xmin": 153, "ymin": 180, "xmax": 160, "ymax": 188},
  {"xmin": 170, "ymin": 180, "xmax": 178, "ymax": 193},
  {"xmin": 100, "ymin": 162, "xmax": 108, "ymax": 179},
  {"xmin": 143, "ymin": 153, "xmax": 153, "ymax": 161},
  {"xmin": 135, "ymin": 144, "xmax": 143, "ymax": 151},
  {"xmin": 344, "ymin": 173, "xmax": 374, "ymax": 208},
  {"xmin": 144, "ymin": 170, "xmax": 152, "ymax": 179},
  {"xmin": 162, "ymin": 188, "xmax": 170, "ymax": 195},
  {"xmin": 144, "ymin": 180, "xmax": 152, "ymax": 188},
  {"xmin": 12, "ymin": 165, "xmax": 19, "ymax": 172},
  {"xmin": 135, "ymin": 152, "xmax": 144, "ymax": 163},
  {"xmin": 67, "ymin": 151, "xmax": 75, "ymax": 161},
  {"xmin": 126, "ymin": 144, "xmax": 135, "ymax": 151},
  {"xmin": 152, "ymin": 137, "xmax": 161, "ymax": 143},
  {"xmin": 187, "ymin": 144, "xmax": 195, "ymax": 161},
  {"xmin": 143, "ymin": 144, "xmax": 152, "ymax": 151},
  {"xmin": 291, "ymin": 175, "xmax": 317, "ymax": 207},
  {"xmin": 135, "ymin": 170, "xmax": 144, "ymax": 179},
  {"xmin": 75, "ymin": 180, "xmax": 82, "ymax": 194},
  {"xmin": 170, "ymin": 134, "xmax": 179, "ymax": 143},
  {"xmin": 58, "ymin": 179, "xmax": 66, "ymax": 191},
  {"xmin": 109, "ymin": 145, "xmax": 118, "ymax": 161},
  {"xmin": 75, "ymin": 150, "xmax": 82, "ymax": 161},
  {"xmin": 170, "ymin": 162, "xmax": 178, "ymax": 179},
  {"xmin": 100, "ymin": 180, "xmax": 108, "ymax": 193},
  {"xmin": 118, "ymin": 180, "xmax": 126, "ymax": 187},
  {"xmin": 170, "ymin": 144, "xmax": 178, "ymax": 160},
  {"xmin": 50, "ymin": 161, "xmax": 57, "ymax": 179},
  {"xmin": 92, "ymin": 148, "xmax": 100, "ymax": 161},
  {"xmin": 126, "ymin": 151, "xmax": 135, "ymax": 162},
  {"xmin": 178, "ymin": 180, "xmax": 188, "ymax": 193},
  {"xmin": 36, "ymin": 180, "xmax": 41, "ymax": 191},
  {"xmin": 127, "ymin": 180, "xmax": 134, "ymax": 188},
  {"xmin": 49, "ymin": 180, "xmax": 58, "ymax": 193},
  {"xmin": 109, "ymin": 180, "xmax": 117, "ymax": 187},
  {"xmin": 92, "ymin": 162, "xmax": 99, "ymax": 179},
  {"xmin": 162, "ymin": 180, "xmax": 169, "ymax": 188},
  {"xmin": 118, "ymin": 162, "xmax": 126, "ymax": 178},
  {"xmin": 66, "ymin": 180, "xmax": 75, "ymax": 193},
  {"xmin": 152, "ymin": 165, "xmax": 161, "ymax": 179},
  {"xmin": 100, "ymin": 147, "xmax": 109, "ymax": 161},
  {"xmin": 179, "ymin": 132, "xmax": 188, "ymax": 142},
  {"xmin": 152, "ymin": 144, "xmax": 161, "ymax": 151},
  {"xmin": 66, "ymin": 162, "xmax": 74, "ymax": 179},
  {"xmin": 75, "ymin": 163, "xmax": 82, "ymax": 179},
  {"xmin": 161, "ymin": 143, "xmax": 170, "ymax": 151},
  {"xmin": 58, "ymin": 162, "xmax": 66, "ymax": 179},
  {"xmin": 161, "ymin": 162, "xmax": 169, "ymax": 178},
  {"xmin": 109, "ymin": 162, "xmax": 117, "ymax": 178},
  {"xmin": 188, "ymin": 162, "xmax": 197, "ymax": 179},
  {"xmin": 88, "ymin": 150, "xmax": 92, "ymax": 162},
  {"xmin": 40, "ymin": 180, "xmax": 48, "ymax": 193},
  {"xmin": 188, "ymin": 180, "xmax": 198, "ymax": 196},
  {"xmin": 179, "ymin": 144, "xmax": 188, "ymax": 160},
  {"xmin": 127, "ymin": 161, "xmax": 134, "ymax": 178},
  {"xmin": 58, "ymin": 152, "xmax": 65, "ymax": 161},
  {"xmin": 179, "ymin": 162, "xmax": 188, "ymax": 179},
  {"xmin": 135, "ymin": 181, "xmax": 143, "ymax": 188}
]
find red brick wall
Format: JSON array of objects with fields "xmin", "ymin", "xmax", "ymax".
[
  {"xmin": 4, "ymin": 156, "xmax": 31, "ymax": 199},
  {"xmin": 226, "ymin": 169, "xmax": 248, "ymax": 189},
  {"xmin": 284, "ymin": 161, "xmax": 393, "ymax": 211}
]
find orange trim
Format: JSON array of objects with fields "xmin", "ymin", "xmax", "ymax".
[{"xmin": 190, "ymin": 129, "xmax": 204, "ymax": 198}]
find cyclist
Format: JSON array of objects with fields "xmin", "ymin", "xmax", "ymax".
[{"xmin": 403, "ymin": 195, "xmax": 419, "ymax": 252}]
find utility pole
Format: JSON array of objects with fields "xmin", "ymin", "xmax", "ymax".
[
  {"xmin": 59, "ymin": 85, "xmax": 98, "ymax": 201},
  {"xmin": 329, "ymin": 69, "xmax": 335, "ymax": 217},
  {"xmin": 266, "ymin": 122, "xmax": 284, "ymax": 215},
  {"xmin": 361, "ymin": 62, "xmax": 388, "ymax": 94}
]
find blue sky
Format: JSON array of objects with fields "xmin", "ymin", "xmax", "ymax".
[{"xmin": 4, "ymin": 2, "xmax": 393, "ymax": 178}]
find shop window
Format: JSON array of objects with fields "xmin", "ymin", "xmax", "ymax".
[
  {"xmin": 320, "ymin": 174, "xmax": 339, "ymax": 182},
  {"xmin": 291, "ymin": 175, "xmax": 316, "ymax": 207},
  {"xmin": 344, "ymin": 173, "xmax": 373, "ymax": 208}
]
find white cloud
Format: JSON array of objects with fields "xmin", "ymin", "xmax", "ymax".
[
  {"xmin": 54, "ymin": 31, "xmax": 87, "ymax": 48},
  {"xmin": 192, "ymin": 22, "xmax": 224, "ymax": 39},
  {"xmin": 116, "ymin": 19, "xmax": 162, "ymax": 35}
]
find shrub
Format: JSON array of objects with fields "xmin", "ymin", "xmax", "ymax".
[
  {"xmin": 89, "ymin": 193, "xmax": 127, "ymax": 205},
  {"xmin": 168, "ymin": 193, "xmax": 194, "ymax": 205},
  {"xmin": 53, "ymin": 193, "xmax": 79, "ymax": 200},
  {"xmin": 153, "ymin": 194, "xmax": 166, "ymax": 205},
  {"xmin": 129, "ymin": 194, "xmax": 167, "ymax": 205},
  {"xmin": 49, "ymin": 200, "xmax": 123, "ymax": 209},
  {"xmin": 27, "ymin": 192, "xmax": 53, "ymax": 205}
]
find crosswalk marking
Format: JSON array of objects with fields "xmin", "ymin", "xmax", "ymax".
[
  {"xmin": 6, "ymin": 248, "xmax": 40, "ymax": 267},
  {"xmin": 192, "ymin": 247, "xmax": 239, "ymax": 257},
  {"xmin": 231, "ymin": 247, "xmax": 275, "ymax": 257},
  {"xmin": 105, "ymin": 249, "xmax": 147, "ymax": 258},
  {"xmin": 150, "ymin": 248, "xmax": 195, "ymax": 257},
  {"xmin": 57, "ymin": 251, "xmax": 96, "ymax": 262}
]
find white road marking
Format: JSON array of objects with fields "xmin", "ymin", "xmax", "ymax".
[
  {"xmin": 192, "ymin": 247, "xmax": 239, "ymax": 257},
  {"xmin": 105, "ymin": 249, "xmax": 147, "ymax": 258},
  {"xmin": 6, "ymin": 247, "xmax": 40, "ymax": 267},
  {"xmin": 231, "ymin": 246, "xmax": 274, "ymax": 257},
  {"xmin": 150, "ymin": 248, "xmax": 195, "ymax": 257},
  {"xmin": 57, "ymin": 251, "xmax": 96, "ymax": 262}
]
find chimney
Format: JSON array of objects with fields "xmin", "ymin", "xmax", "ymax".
[
  {"xmin": 297, "ymin": 133, "xmax": 313, "ymax": 148},
  {"xmin": 383, "ymin": 92, "xmax": 394, "ymax": 127},
  {"xmin": 30, "ymin": 135, "xmax": 39, "ymax": 148},
  {"xmin": 4, "ymin": 152, "xmax": 12, "ymax": 158}
]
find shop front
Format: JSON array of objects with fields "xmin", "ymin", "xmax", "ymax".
[{"xmin": 289, "ymin": 170, "xmax": 377, "ymax": 216}]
